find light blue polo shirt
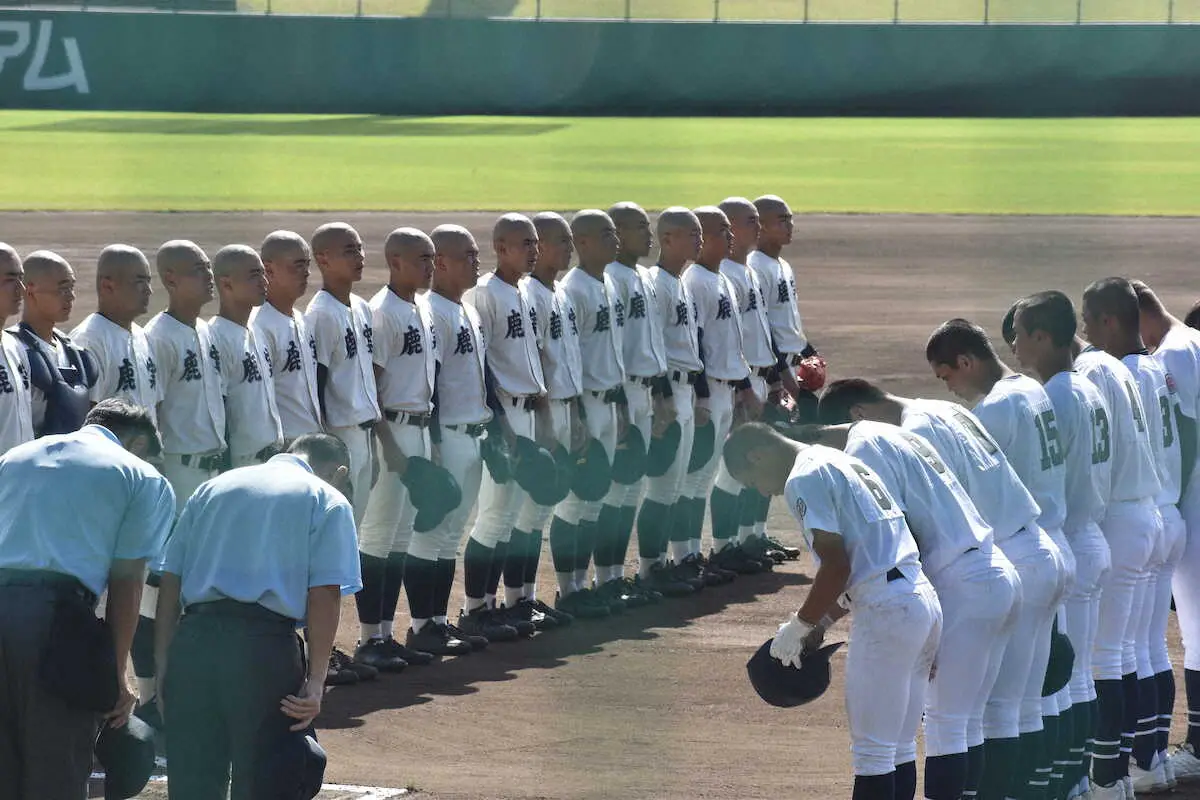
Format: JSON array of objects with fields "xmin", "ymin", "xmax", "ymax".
[
  {"xmin": 158, "ymin": 453, "xmax": 362, "ymax": 621},
  {"xmin": 0, "ymin": 425, "xmax": 176, "ymax": 596}
]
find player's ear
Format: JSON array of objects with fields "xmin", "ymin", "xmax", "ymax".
[
  {"xmin": 848, "ymin": 404, "xmax": 864, "ymax": 423},
  {"xmin": 955, "ymin": 354, "xmax": 973, "ymax": 372}
]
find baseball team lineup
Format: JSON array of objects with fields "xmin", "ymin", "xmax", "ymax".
[{"xmin": 0, "ymin": 195, "xmax": 1198, "ymax": 800}]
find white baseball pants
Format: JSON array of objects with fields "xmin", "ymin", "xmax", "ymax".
[
  {"xmin": 928, "ymin": 546, "xmax": 1020, "ymax": 756},
  {"xmin": 1143, "ymin": 504, "xmax": 1185, "ymax": 677},
  {"xmin": 613, "ymin": 379, "xmax": 654, "ymax": 509},
  {"xmin": 643, "ymin": 382, "xmax": 695, "ymax": 508},
  {"xmin": 985, "ymin": 526, "xmax": 1066, "ymax": 739},
  {"xmin": 407, "ymin": 426, "xmax": 482, "ymax": 563},
  {"xmin": 358, "ymin": 417, "xmax": 431, "ymax": 558},
  {"xmin": 1063, "ymin": 521, "xmax": 1111, "ymax": 705},
  {"xmin": 469, "ymin": 399, "xmax": 536, "ymax": 549},
  {"xmin": 1173, "ymin": 486, "xmax": 1200, "ymax": 671},
  {"xmin": 555, "ymin": 392, "xmax": 618, "ymax": 526},
  {"xmin": 328, "ymin": 423, "xmax": 376, "ymax": 526},
  {"xmin": 1095, "ymin": 499, "xmax": 1159, "ymax": 679},
  {"xmin": 682, "ymin": 381, "xmax": 735, "ymax": 501},
  {"xmin": 846, "ymin": 573, "xmax": 942, "ymax": 776},
  {"xmin": 515, "ymin": 399, "xmax": 574, "ymax": 534},
  {"xmin": 160, "ymin": 454, "xmax": 219, "ymax": 515}
]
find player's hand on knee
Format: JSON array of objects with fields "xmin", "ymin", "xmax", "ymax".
[
  {"xmin": 770, "ymin": 612, "xmax": 816, "ymax": 668},
  {"xmin": 281, "ymin": 676, "xmax": 325, "ymax": 731}
]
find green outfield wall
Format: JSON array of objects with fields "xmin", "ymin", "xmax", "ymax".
[{"xmin": 1, "ymin": 12, "xmax": 1199, "ymax": 115}]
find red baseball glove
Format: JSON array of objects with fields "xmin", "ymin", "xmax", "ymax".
[{"xmin": 796, "ymin": 355, "xmax": 827, "ymax": 392}]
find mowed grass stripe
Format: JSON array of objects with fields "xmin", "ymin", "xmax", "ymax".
[{"xmin": 3, "ymin": 112, "xmax": 1200, "ymax": 214}]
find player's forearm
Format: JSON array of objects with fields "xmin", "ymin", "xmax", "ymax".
[
  {"xmin": 153, "ymin": 572, "xmax": 183, "ymax": 682},
  {"xmin": 304, "ymin": 585, "xmax": 342, "ymax": 685},
  {"xmin": 106, "ymin": 560, "xmax": 147, "ymax": 684},
  {"xmin": 796, "ymin": 558, "xmax": 850, "ymax": 626}
]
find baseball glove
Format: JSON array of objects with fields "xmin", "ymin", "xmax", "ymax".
[{"xmin": 795, "ymin": 354, "xmax": 827, "ymax": 392}]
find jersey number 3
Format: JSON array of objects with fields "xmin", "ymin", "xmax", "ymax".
[{"xmin": 1091, "ymin": 405, "xmax": 1112, "ymax": 465}]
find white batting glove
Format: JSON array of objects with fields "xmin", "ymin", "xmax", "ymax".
[{"xmin": 769, "ymin": 612, "xmax": 815, "ymax": 668}]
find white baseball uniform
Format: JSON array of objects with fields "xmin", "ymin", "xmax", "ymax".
[
  {"xmin": 0, "ymin": 330, "xmax": 33, "ymax": 455},
  {"xmin": 605, "ymin": 260, "xmax": 668, "ymax": 508},
  {"xmin": 1043, "ymin": 369, "xmax": 1113, "ymax": 707},
  {"xmin": 682, "ymin": 264, "xmax": 749, "ymax": 515},
  {"xmin": 900, "ymin": 398, "xmax": 1059, "ymax": 739},
  {"xmin": 208, "ymin": 316, "xmax": 283, "ymax": 468},
  {"xmin": 847, "ymin": 421, "xmax": 1017, "ymax": 758},
  {"xmin": 558, "ymin": 267, "xmax": 624, "ymax": 523},
  {"xmin": 1075, "ymin": 347, "xmax": 1162, "ymax": 680},
  {"xmin": 515, "ymin": 275, "xmax": 583, "ymax": 536},
  {"xmin": 408, "ymin": 291, "xmax": 490, "ymax": 565},
  {"xmin": 464, "ymin": 273, "xmax": 546, "ymax": 550},
  {"xmin": 783, "ymin": 444, "xmax": 941, "ymax": 777},
  {"xmin": 305, "ymin": 290, "xmax": 381, "ymax": 524},
  {"xmin": 250, "ymin": 301, "xmax": 322, "ymax": 439},
  {"xmin": 748, "ymin": 249, "xmax": 808, "ymax": 357},
  {"xmin": 69, "ymin": 313, "xmax": 160, "ymax": 425},
  {"xmin": 358, "ymin": 287, "xmax": 438, "ymax": 560},
  {"xmin": 144, "ymin": 312, "xmax": 227, "ymax": 512},
  {"xmin": 1156, "ymin": 325, "xmax": 1200, "ymax": 683}
]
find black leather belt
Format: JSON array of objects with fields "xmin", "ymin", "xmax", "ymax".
[
  {"xmin": 185, "ymin": 599, "xmax": 297, "ymax": 626},
  {"xmin": 506, "ymin": 396, "xmax": 538, "ymax": 411},
  {"xmin": 588, "ymin": 388, "xmax": 622, "ymax": 404},
  {"xmin": 0, "ymin": 568, "xmax": 97, "ymax": 608},
  {"xmin": 788, "ymin": 354, "xmax": 806, "ymax": 367},
  {"xmin": 446, "ymin": 422, "xmax": 487, "ymax": 437},
  {"xmin": 384, "ymin": 410, "xmax": 431, "ymax": 428},
  {"xmin": 180, "ymin": 451, "xmax": 226, "ymax": 471},
  {"xmin": 669, "ymin": 370, "xmax": 700, "ymax": 385},
  {"xmin": 886, "ymin": 567, "xmax": 903, "ymax": 582},
  {"xmin": 629, "ymin": 376, "xmax": 658, "ymax": 388},
  {"xmin": 755, "ymin": 366, "xmax": 775, "ymax": 379},
  {"xmin": 358, "ymin": 420, "xmax": 377, "ymax": 431}
]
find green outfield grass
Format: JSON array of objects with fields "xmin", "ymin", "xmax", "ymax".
[
  {"xmin": 237, "ymin": 0, "xmax": 1200, "ymax": 22},
  {"xmin": 3, "ymin": 112, "xmax": 1200, "ymax": 214}
]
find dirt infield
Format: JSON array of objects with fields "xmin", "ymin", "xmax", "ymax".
[{"xmin": 8, "ymin": 211, "xmax": 1198, "ymax": 799}]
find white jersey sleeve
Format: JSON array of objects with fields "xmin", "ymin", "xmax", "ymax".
[
  {"xmin": 972, "ymin": 374, "xmax": 1068, "ymax": 534},
  {"xmin": 303, "ymin": 291, "xmax": 381, "ymax": 429},
  {"xmin": 0, "ymin": 331, "xmax": 33, "ymax": 454}
]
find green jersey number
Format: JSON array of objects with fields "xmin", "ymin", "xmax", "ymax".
[
  {"xmin": 851, "ymin": 463, "xmax": 893, "ymax": 511},
  {"xmin": 1091, "ymin": 405, "xmax": 1112, "ymax": 465},
  {"xmin": 1033, "ymin": 409, "xmax": 1065, "ymax": 471},
  {"xmin": 1160, "ymin": 395, "xmax": 1176, "ymax": 449}
]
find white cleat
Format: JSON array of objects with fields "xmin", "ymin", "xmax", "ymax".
[
  {"xmin": 1123, "ymin": 775, "xmax": 1134, "ymax": 800},
  {"xmin": 1161, "ymin": 752, "xmax": 1177, "ymax": 789},
  {"xmin": 1130, "ymin": 761, "xmax": 1169, "ymax": 794},
  {"xmin": 1089, "ymin": 780, "xmax": 1126, "ymax": 800},
  {"xmin": 1168, "ymin": 742, "xmax": 1200, "ymax": 784}
]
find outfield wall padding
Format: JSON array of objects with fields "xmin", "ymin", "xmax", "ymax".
[{"xmin": 2, "ymin": 12, "xmax": 1200, "ymax": 115}]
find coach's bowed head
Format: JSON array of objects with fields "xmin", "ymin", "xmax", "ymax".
[{"xmin": 747, "ymin": 639, "xmax": 843, "ymax": 708}]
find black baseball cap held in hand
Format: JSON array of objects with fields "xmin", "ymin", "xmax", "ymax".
[
  {"xmin": 645, "ymin": 420, "xmax": 681, "ymax": 478},
  {"xmin": 611, "ymin": 425, "xmax": 648, "ymax": 485},
  {"xmin": 95, "ymin": 715, "xmax": 156, "ymax": 800},
  {"xmin": 571, "ymin": 437, "xmax": 612, "ymax": 502},
  {"xmin": 746, "ymin": 639, "xmax": 843, "ymax": 708},
  {"xmin": 1042, "ymin": 619, "xmax": 1075, "ymax": 698},
  {"xmin": 254, "ymin": 726, "xmax": 327, "ymax": 800},
  {"xmin": 404, "ymin": 456, "xmax": 463, "ymax": 533},
  {"xmin": 512, "ymin": 436, "xmax": 564, "ymax": 506},
  {"xmin": 687, "ymin": 420, "xmax": 716, "ymax": 474}
]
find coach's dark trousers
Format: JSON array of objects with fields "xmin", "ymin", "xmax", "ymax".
[
  {"xmin": 164, "ymin": 600, "xmax": 304, "ymax": 800},
  {"xmin": 0, "ymin": 582, "xmax": 97, "ymax": 800}
]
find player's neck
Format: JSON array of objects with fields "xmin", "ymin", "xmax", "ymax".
[
  {"xmin": 696, "ymin": 257, "xmax": 722, "ymax": 273},
  {"xmin": 266, "ymin": 295, "xmax": 298, "ymax": 317},
  {"xmin": 1143, "ymin": 315, "xmax": 1174, "ymax": 350},
  {"xmin": 729, "ymin": 247, "xmax": 751, "ymax": 265},
  {"xmin": 1109, "ymin": 333, "xmax": 1148, "ymax": 359},
  {"xmin": 388, "ymin": 282, "xmax": 418, "ymax": 304},
  {"xmin": 21, "ymin": 313, "xmax": 56, "ymax": 342},
  {"xmin": 657, "ymin": 257, "xmax": 689, "ymax": 277},
  {"xmin": 532, "ymin": 269, "xmax": 557, "ymax": 288},
  {"xmin": 1037, "ymin": 352, "xmax": 1075, "ymax": 384},
  {"xmin": 975, "ymin": 359, "xmax": 1007, "ymax": 396},
  {"xmin": 615, "ymin": 253, "xmax": 639, "ymax": 269},
  {"xmin": 578, "ymin": 260, "xmax": 608, "ymax": 281},
  {"xmin": 494, "ymin": 264, "xmax": 523, "ymax": 287},
  {"xmin": 165, "ymin": 302, "xmax": 201, "ymax": 327},
  {"xmin": 757, "ymin": 241, "xmax": 783, "ymax": 259},
  {"xmin": 321, "ymin": 282, "xmax": 353, "ymax": 305},
  {"xmin": 432, "ymin": 285, "xmax": 463, "ymax": 305},
  {"xmin": 217, "ymin": 300, "xmax": 253, "ymax": 328},
  {"xmin": 97, "ymin": 308, "xmax": 134, "ymax": 331}
]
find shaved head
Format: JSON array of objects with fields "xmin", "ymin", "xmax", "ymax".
[
  {"xmin": 753, "ymin": 194, "xmax": 791, "ymax": 216},
  {"xmin": 22, "ymin": 250, "xmax": 71, "ymax": 284},
  {"xmin": 608, "ymin": 201, "xmax": 648, "ymax": 228},
  {"xmin": 431, "ymin": 224, "xmax": 474, "ymax": 252},
  {"xmin": 656, "ymin": 206, "xmax": 700, "ymax": 238},
  {"xmin": 261, "ymin": 230, "xmax": 310, "ymax": 263},
  {"xmin": 570, "ymin": 209, "xmax": 615, "ymax": 238},
  {"xmin": 156, "ymin": 239, "xmax": 209, "ymax": 280},
  {"xmin": 693, "ymin": 205, "xmax": 728, "ymax": 227},
  {"xmin": 97, "ymin": 244, "xmax": 150, "ymax": 282},
  {"xmin": 211, "ymin": 244, "xmax": 262, "ymax": 279},
  {"xmin": 385, "ymin": 227, "xmax": 434, "ymax": 262},
  {"xmin": 311, "ymin": 222, "xmax": 359, "ymax": 254},
  {"xmin": 0, "ymin": 243, "xmax": 20, "ymax": 271},
  {"xmin": 493, "ymin": 213, "xmax": 535, "ymax": 242},
  {"xmin": 719, "ymin": 196, "xmax": 756, "ymax": 221},
  {"xmin": 532, "ymin": 211, "xmax": 570, "ymax": 238}
]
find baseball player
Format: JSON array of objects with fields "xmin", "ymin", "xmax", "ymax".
[
  {"xmin": 1134, "ymin": 281, "xmax": 1200, "ymax": 786},
  {"xmin": 798, "ymin": 419, "xmax": 1017, "ymax": 800},
  {"xmin": 304, "ymin": 223, "xmax": 381, "ymax": 525},
  {"xmin": 208, "ymin": 245, "xmax": 284, "ymax": 469},
  {"xmin": 553, "ymin": 209, "xmax": 628, "ymax": 617},
  {"xmin": 1079, "ymin": 279, "xmax": 1169, "ymax": 799},
  {"xmin": 507, "ymin": 212, "xmax": 583, "ymax": 626},
  {"xmin": 417, "ymin": 225, "xmax": 504, "ymax": 648},
  {"xmin": 70, "ymin": 244, "xmax": 160, "ymax": 425},
  {"xmin": 748, "ymin": 195, "xmax": 824, "ymax": 419},
  {"xmin": 818, "ymin": 378, "xmax": 1049, "ymax": 800},
  {"xmin": 458, "ymin": 213, "xmax": 547, "ymax": 639},
  {"xmin": 717, "ymin": 197, "xmax": 793, "ymax": 563},
  {"xmin": 635, "ymin": 208, "xmax": 707, "ymax": 597},
  {"xmin": 724, "ymin": 422, "xmax": 942, "ymax": 800},
  {"xmin": 682, "ymin": 206, "xmax": 766, "ymax": 575},
  {"xmin": 0, "ymin": 243, "xmax": 33, "ymax": 455},
  {"xmin": 11, "ymin": 250, "xmax": 96, "ymax": 436},
  {"xmin": 252, "ymin": 231, "xmax": 322, "ymax": 439},
  {"xmin": 354, "ymin": 228, "xmax": 442, "ymax": 667},
  {"xmin": 1009, "ymin": 291, "xmax": 1116, "ymax": 799},
  {"xmin": 925, "ymin": 318, "xmax": 1075, "ymax": 798},
  {"xmin": 604, "ymin": 201, "xmax": 669, "ymax": 603}
]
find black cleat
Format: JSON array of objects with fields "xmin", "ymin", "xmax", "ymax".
[
  {"xmin": 742, "ymin": 534, "xmax": 786, "ymax": 565},
  {"xmin": 378, "ymin": 636, "xmax": 436, "ymax": 666},
  {"xmin": 506, "ymin": 598, "xmax": 559, "ymax": 631},
  {"xmin": 628, "ymin": 575, "xmax": 663, "ymax": 604},
  {"xmin": 697, "ymin": 554, "xmax": 737, "ymax": 585},
  {"xmin": 762, "ymin": 534, "xmax": 803, "ymax": 560},
  {"xmin": 445, "ymin": 622, "xmax": 489, "ymax": 651},
  {"xmin": 353, "ymin": 638, "xmax": 408, "ymax": 673},
  {"xmin": 407, "ymin": 621, "xmax": 473, "ymax": 656},
  {"xmin": 492, "ymin": 605, "xmax": 536, "ymax": 638},
  {"xmin": 647, "ymin": 564, "xmax": 695, "ymax": 598},
  {"xmin": 332, "ymin": 646, "xmax": 376, "ymax": 682},
  {"xmin": 671, "ymin": 555, "xmax": 707, "ymax": 591},
  {"xmin": 556, "ymin": 588, "xmax": 611, "ymax": 619},
  {"xmin": 530, "ymin": 597, "xmax": 573, "ymax": 626},
  {"xmin": 710, "ymin": 544, "xmax": 767, "ymax": 575},
  {"xmin": 457, "ymin": 607, "xmax": 520, "ymax": 642}
]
